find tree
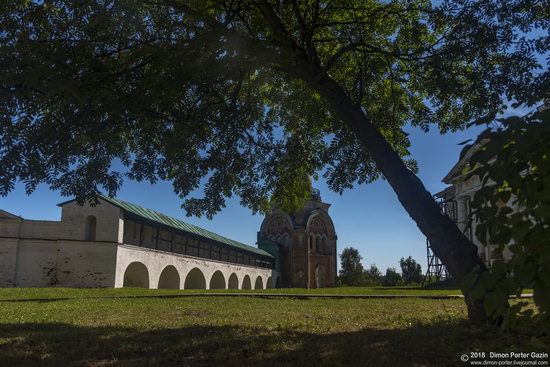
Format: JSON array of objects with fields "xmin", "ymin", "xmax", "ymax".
[
  {"xmin": 399, "ymin": 256, "xmax": 423, "ymax": 285},
  {"xmin": 364, "ymin": 264, "xmax": 383, "ymax": 286},
  {"xmin": 383, "ymin": 268, "xmax": 403, "ymax": 287},
  {"xmin": 464, "ymin": 105, "xmax": 550, "ymax": 325},
  {"xmin": 0, "ymin": 1, "xmax": 547, "ymax": 324},
  {"xmin": 339, "ymin": 247, "xmax": 365, "ymax": 286}
]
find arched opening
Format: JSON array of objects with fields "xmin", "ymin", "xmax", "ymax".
[
  {"xmin": 254, "ymin": 276, "xmax": 263, "ymax": 290},
  {"xmin": 266, "ymin": 276, "xmax": 273, "ymax": 289},
  {"xmin": 275, "ymin": 277, "xmax": 282, "ymax": 288},
  {"xmin": 123, "ymin": 262, "xmax": 149, "ymax": 288},
  {"xmin": 184, "ymin": 268, "xmax": 206, "ymax": 289},
  {"xmin": 85, "ymin": 215, "xmax": 97, "ymax": 241},
  {"xmin": 322, "ymin": 237, "xmax": 328, "ymax": 254},
  {"xmin": 209, "ymin": 270, "xmax": 226, "ymax": 289},
  {"xmin": 315, "ymin": 265, "xmax": 326, "ymax": 288},
  {"xmin": 158, "ymin": 265, "xmax": 180, "ymax": 289},
  {"xmin": 242, "ymin": 275, "xmax": 252, "ymax": 290},
  {"xmin": 228, "ymin": 273, "xmax": 239, "ymax": 289}
]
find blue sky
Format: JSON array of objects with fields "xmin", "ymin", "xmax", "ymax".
[{"xmin": 0, "ymin": 120, "xmax": 497, "ymax": 274}]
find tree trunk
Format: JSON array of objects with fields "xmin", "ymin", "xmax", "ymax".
[{"xmin": 301, "ymin": 67, "xmax": 494, "ymax": 325}]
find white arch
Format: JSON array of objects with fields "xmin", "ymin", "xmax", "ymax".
[
  {"xmin": 254, "ymin": 276, "xmax": 263, "ymax": 290},
  {"xmin": 158, "ymin": 265, "xmax": 180, "ymax": 289},
  {"xmin": 242, "ymin": 275, "xmax": 252, "ymax": 289},
  {"xmin": 114, "ymin": 244, "xmax": 280, "ymax": 291},
  {"xmin": 184, "ymin": 267, "xmax": 206, "ymax": 289},
  {"xmin": 123, "ymin": 262, "xmax": 150, "ymax": 288},
  {"xmin": 228, "ymin": 273, "xmax": 239, "ymax": 289},
  {"xmin": 209, "ymin": 270, "xmax": 226, "ymax": 289}
]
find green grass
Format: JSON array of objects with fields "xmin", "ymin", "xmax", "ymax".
[
  {"xmin": 0, "ymin": 288, "xmax": 546, "ymax": 366},
  {"xmin": 0, "ymin": 286, "xmax": 534, "ymax": 301},
  {"xmin": 0, "ymin": 286, "xmax": 469, "ymax": 301}
]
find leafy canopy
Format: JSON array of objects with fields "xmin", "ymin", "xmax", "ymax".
[
  {"xmin": 383, "ymin": 267, "xmax": 403, "ymax": 286},
  {"xmin": 338, "ymin": 246, "xmax": 365, "ymax": 286},
  {"xmin": 464, "ymin": 107, "xmax": 550, "ymax": 326},
  {"xmin": 0, "ymin": 1, "xmax": 547, "ymax": 216},
  {"xmin": 399, "ymin": 256, "xmax": 423, "ymax": 284}
]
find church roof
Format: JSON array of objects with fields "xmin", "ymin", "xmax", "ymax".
[
  {"xmin": 442, "ymin": 142, "xmax": 484, "ymax": 184},
  {"xmin": 59, "ymin": 195, "xmax": 273, "ymax": 258}
]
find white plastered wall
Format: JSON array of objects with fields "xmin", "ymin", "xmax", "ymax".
[
  {"xmin": 60, "ymin": 199, "xmax": 123, "ymax": 243},
  {"xmin": 115, "ymin": 244, "xmax": 280, "ymax": 290}
]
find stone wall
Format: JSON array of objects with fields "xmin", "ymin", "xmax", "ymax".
[
  {"xmin": 1, "ymin": 197, "xmax": 278, "ymax": 289},
  {"xmin": 60, "ymin": 199, "xmax": 123, "ymax": 242},
  {"xmin": 55, "ymin": 241, "xmax": 118, "ymax": 287},
  {"xmin": 0, "ymin": 238, "xmax": 118, "ymax": 287},
  {"xmin": 0, "ymin": 238, "xmax": 18, "ymax": 287},
  {"xmin": 115, "ymin": 244, "xmax": 280, "ymax": 290}
]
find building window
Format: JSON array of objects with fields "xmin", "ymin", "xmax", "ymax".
[
  {"xmin": 316, "ymin": 236, "xmax": 321, "ymax": 253},
  {"xmin": 85, "ymin": 215, "xmax": 97, "ymax": 241},
  {"xmin": 132, "ymin": 222, "xmax": 138, "ymax": 239}
]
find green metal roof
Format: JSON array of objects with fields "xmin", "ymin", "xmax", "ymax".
[{"xmin": 59, "ymin": 195, "xmax": 273, "ymax": 258}]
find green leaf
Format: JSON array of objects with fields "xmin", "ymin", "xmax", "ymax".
[{"xmin": 483, "ymin": 289, "xmax": 507, "ymax": 317}]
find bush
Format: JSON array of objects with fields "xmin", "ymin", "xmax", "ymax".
[{"xmin": 383, "ymin": 268, "xmax": 402, "ymax": 286}]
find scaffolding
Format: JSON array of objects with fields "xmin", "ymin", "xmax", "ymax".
[
  {"xmin": 423, "ymin": 238, "xmax": 451, "ymax": 284},
  {"xmin": 422, "ymin": 189, "xmax": 456, "ymax": 286}
]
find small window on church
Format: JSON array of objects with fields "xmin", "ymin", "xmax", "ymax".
[
  {"xmin": 316, "ymin": 236, "xmax": 321, "ymax": 253},
  {"xmin": 85, "ymin": 215, "xmax": 97, "ymax": 241}
]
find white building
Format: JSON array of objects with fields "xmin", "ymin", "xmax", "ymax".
[
  {"xmin": 435, "ymin": 144, "xmax": 516, "ymax": 267},
  {"xmin": 0, "ymin": 195, "xmax": 279, "ymax": 289}
]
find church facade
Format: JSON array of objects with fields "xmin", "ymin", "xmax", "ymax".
[{"xmin": 257, "ymin": 189, "xmax": 337, "ymax": 288}]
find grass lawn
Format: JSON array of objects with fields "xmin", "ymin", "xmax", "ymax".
[
  {"xmin": 0, "ymin": 288, "xmax": 546, "ymax": 367},
  {"xmin": 0, "ymin": 286, "xmax": 470, "ymax": 301}
]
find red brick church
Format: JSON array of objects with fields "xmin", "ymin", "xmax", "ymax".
[{"xmin": 257, "ymin": 189, "xmax": 337, "ymax": 288}]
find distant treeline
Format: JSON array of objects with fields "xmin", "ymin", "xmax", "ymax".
[{"xmin": 337, "ymin": 247, "xmax": 422, "ymax": 287}]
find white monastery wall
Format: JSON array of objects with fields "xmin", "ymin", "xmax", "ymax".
[
  {"xmin": 55, "ymin": 241, "xmax": 118, "ymax": 287},
  {"xmin": 10, "ymin": 239, "xmax": 59, "ymax": 287},
  {"xmin": 0, "ymin": 198, "xmax": 278, "ymax": 289},
  {"xmin": 115, "ymin": 244, "xmax": 279, "ymax": 290},
  {"xmin": 0, "ymin": 238, "xmax": 117, "ymax": 288},
  {"xmin": 60, "ymin": 200, "xmax": 123, "ymax": 242},
  {"xmin": 0, "ymin": 238, "xmax": 18, "ymax": 287},
  {"xmin": 21, "ymin": 221, "xmax": 60, "ymax": 239}
]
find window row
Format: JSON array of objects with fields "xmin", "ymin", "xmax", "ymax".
[{"xmin": 122, "ymin": 219, "xmax": 272, "ymax": 268}]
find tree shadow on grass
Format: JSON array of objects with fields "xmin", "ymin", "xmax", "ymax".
[{"xmin": 0, "ymin": 321, "xmax": 544, "ymax": 367}]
